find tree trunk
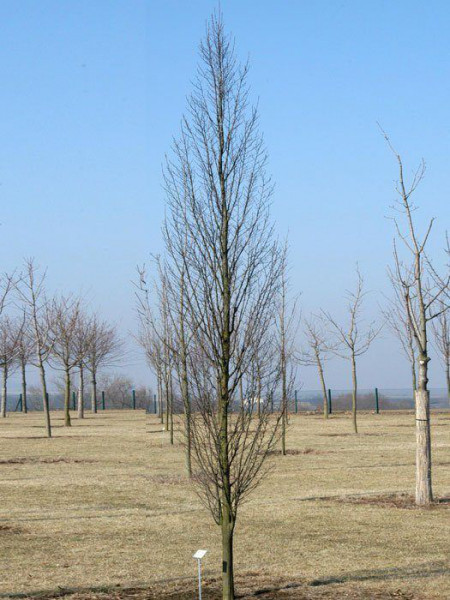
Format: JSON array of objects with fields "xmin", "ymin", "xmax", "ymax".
[
  {"xmin": 64, "ymin": 367, "xmax": 71, "ymax": 426},
  {"xmin": 411, "ymin": 361, "xmax": 417, "ymax": 400},
  {"xmin": 21, "ymin": 359, "xmax": 27, "ymax": 414},
  {"xmin": 415, "ymin": 355, "xmax": 433, "ymax": 505},
  {"xmin": 221, "ymin": 506, "xmax": 234, "ymax": 600},
  {"xmin": 39, "ymin": 358, "xmax": 51, "ymax": 438},
  {"xmin": 169, "ymin": 371, "xmax": 174, "ymax": 445},
  {"xmin": 446, "ymin": 361, "xmax": 450, "ymax": 406},
  {"xmin": 317, "ymin": 354, "xmax": 328, "ymax": 419},
  {"xmin": 157, "ymin": 373, "xmax": 163, "ymax": 424},
  {"xmin": 91, "ymin": 372, "xmax": 97, "ymax": 413},
  {"xmin": 1, "ymin": 364, "xmax": 7, "ymax": 418},
  {"xmin": 77, "ymin": 364, "xmax": 84, "ymax": 419},
  {"xmin": 351, "ymin": 354, "xmax": 358, "ymax": 434}
]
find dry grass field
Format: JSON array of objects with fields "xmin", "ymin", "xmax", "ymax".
[{"xmin": 0, "ymin": 409, "xmax": 449, "ymax": 599}]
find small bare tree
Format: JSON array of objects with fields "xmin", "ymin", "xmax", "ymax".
[
  {"xmin": 381, "ymin": 130, "xmax": 450, "ymax": 504},
  {"xmin": 73, "ymin": 312, "xmax": 91, "ymax": 419},
  {"xmin": 323, "ymin": 268, "xmax": 380, "ymax": 433},
  {"xmin": 300, "ymin": 315, "xmax": 332, "ymax": 419},
  {"xmin": 48, "ymin": 295, "xmax": 83, "ymax": 427},
  {"xmin": 85, "ymin": 315, "xmax": 122, "ymax": 413},
  {"xmin": 15, "ymin": 259, "xmax": 53, "ymax": 437},
  {"xmin": 0, "ymin": 316, "xmax": 22, "ymax": 417},
  {"xmin": 14, "ymin": 311, "xmax": 33, "ymax": 414}
]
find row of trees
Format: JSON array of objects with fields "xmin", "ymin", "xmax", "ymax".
[
  {"xmin": 135, "ymin": 13, "xmax": 448, "ymax": 600},
  {"xmin": 0, "ymin": 259, "xmax": 122, "ymax": 435}
]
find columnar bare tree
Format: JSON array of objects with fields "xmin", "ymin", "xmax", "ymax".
[
  {"xmin": 431, "ymin": 303, "xmax": 450, "ymax": 404},
  {"xmin": 382, "ymin": 130, "xmax": 450, "ymax": 504},
  {"xmin": 15, "ymin": 259, "xmax": 53, "ymax": 437},
  {"xmin": 301, "ymin": 315, "xmax": 332, "ymax": 419},
  {"xmin": 85, "ymin": 315, "xmax": 122, "ymax": 413},
  {"xmin": 323, "ymin": 268, "xmax": 380, "ymax": 433},
  {"xmin": 163, "ymin": 14, "xmax": 282, "ymax": 599},
  {"xmin": 48, "ymin": 295, "xmax": 82, "ymax": 427}
]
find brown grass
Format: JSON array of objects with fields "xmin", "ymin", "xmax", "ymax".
[{"xmin": 0, "ymin": 409, "xmax": 449, "ymax": 599}]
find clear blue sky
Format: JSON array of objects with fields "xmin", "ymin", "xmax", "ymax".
[{"xmin": 1, "ymin": 1, "xmax": 449, "ymax": 390}]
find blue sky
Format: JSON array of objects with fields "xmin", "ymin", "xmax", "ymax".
[{"xmin": 1, "ymin": 1, "xmax": 449, "ymax": 390}]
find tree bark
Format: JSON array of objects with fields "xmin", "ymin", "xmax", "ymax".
[
  {"xmin": 21, "ymin": 359, "xmax": 27, "ymax": 414},
  {"xmin": 1, "ymin": 364, "xmax": 7, "ymax": 418},
  {"xmin": 77, "ymin": 364, "xmax": 84, "ymax": 419},
  {"xmin": 38, "ymin": 359, "xmax": 51, "ymax": 438},
  {"xmin": 446, "ymin": 361, "xmax": 450, "ymax": 406},
  {"xmin": 64, "ymin": 367, "xmax": 71, "ymax": 426},
  {"xmin": 221, "ymin": 507, "xmax": 234, "ymax": 600},
  {"xmin": 351, "ymin": 354, "xmax": 358, "ymax": 434}
]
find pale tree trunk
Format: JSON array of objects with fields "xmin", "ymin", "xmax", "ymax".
[
  {"xmin": 1, "ymin": 364, "xmax": 7, "ymax": 418},
  {"xmin": 351, "ymin": 353, "xmax": 358, "ymax": 434},
  {"xmin": 157, "ymin": 373, "xmax": 163, "ymax": 424},
  {"xmin": 64, "ymin": 367, "xmax": 71, "ymax": 426},
  {"xmin": 77, "ymin": 364, "xmax": 84, "ymax": 419},
  {"xmin": 91, "ymin": 372, "xmax": 97, "ymax": 413},
  {"xmin": 415, "ymin": 354, "xmax": 433, "ymax": 505},
  {"xmin": 411, "ymin": 362, "xmax": 417, "ymax": 399},
  {"xmin": 21, "ymin": 359, "xmax": 27, "ymax": 414}
]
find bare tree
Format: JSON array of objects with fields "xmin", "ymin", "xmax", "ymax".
[
  {"xmin": 383, "ymin": 268, "xmax": 417, "ymax": 396},
  {"xmin": 163, "ymin": 14, "xmax": 282, "ymax": 599},
  {"xmin": 277, "ymin": 244, "xmax": 299, "ymax": 454},
  {"xmin": 73, "ymin": 312, "xmax": 91, "ymax": 419},
  {"xmin": 0, "ymin": 316, "xmax": 22, "ymax": 417},
  {"xmin": 323, "ymin": 268, "xmax": 380, "ymax": 433},
  {"xmin": 381, "ymin": 129, "xmax": 450, "ymax": 504},
  {"xmin": 11, "ymin": 311, "xmax": 32, "ymax": 414},
  {"xmin": 300, "ymin": 315, "xmax": 332, "ymax": 419},
  {"xmin": 431, "ymin": 303, "xmax": 450, "ymax": 405},
  {"xmin": 15, "ymin": 259, "xmax": 53, "ymax": 437},
  {"xmin": 85, "ymin": 315, "xmax": 122, "ymax": 413},
  {"xmin": 48, "ymin": 295, "xmax": 83, "ymax": 427}
]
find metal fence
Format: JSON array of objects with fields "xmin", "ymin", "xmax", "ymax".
[{"xmin": 6, "ymin": 388, "xmax": 448, "ymax": 414}]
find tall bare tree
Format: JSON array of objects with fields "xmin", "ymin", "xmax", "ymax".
[
  {"xmin": 381, "ymin": 130, "xmax": 450, "ymax": 504},
  {"xmin": 15, "ymin": 259, "xmax": 53, "ymax": 437},
  {"xmin": 323, "ymin": 268, "xmax": 380, "ymax": 433},
  {"xmin": 163, "ymin": 14, "xmax": 282, "ymax": 599},
  {"xmin": 431, "ymin": 303, "xmax": 450, "ymax": 405},
  {"xmin": 48, "ymin": 295, "xmax": 82, "ymax": 427},
  {"xmin": 85, "ymin": 316, "xmax": 122, "ymax": 413},
  {"xmin": 300, "ymin": 315, "xmax": 332, "ymax": 419}
]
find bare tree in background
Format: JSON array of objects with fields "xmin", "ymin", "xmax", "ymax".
[
  {"xmin": 163, "ymin": 14, "xmax": 282, "ymax": 599},
  {"xmin": 15, "ymin": 259, "xmax": 53, "ymax": 437},
  {"xmin": 73, "ymin": 312, "xmax": 91, "ymax": 419},
  {"xmin": 11, "ymin": 311, "xmax": 32, "ymax": 414},
  {"xmin": 300, "ymin": 315, "xmax": 332, "ymax": 419},
  {"xmin": 277, "ymin": 244, "xmax": 299, "ymax": 454},
  {"xmin": 48, "ymin": 295, "xmax": 82, "ymax": 427},
  {"xmin": 383, "ymin": 268, "xmax": 417, "ymax": 396},
  {"xmin": 85, "ymin": 316, "xmax": 122, "ymax": 413},
  {"xmin": 0, "ymin": 316, "xmax": 22, "ymax": 417},
  {"xmin": 431, "ymin": 303, "xmax": 450, "ymax": 404},
  {"xmin": 323, "ymin": 268, "xmax": 380, "ymax": 433},
  {"xmin": 382, "ymin": 129, "xmax": 450, "ymax": 504}
]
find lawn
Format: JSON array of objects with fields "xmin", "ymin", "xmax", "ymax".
[{"xmin": 0, "ymin": 409, "xmax": 448, "ymax": 599}]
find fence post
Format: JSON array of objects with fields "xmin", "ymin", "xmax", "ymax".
[
  {"xmin": 270, "ymin": 393, "xmax": 274, "ymax": 414},
  {"xmin": 18, "ymin": 393, "xmax": 23, "ymax": 412},
  {"xmin": 72, "ymin": 391, "xmax": 76, "ymax": 411},
  {"xmin": 327, "ymin": 389, "xmax": 332, "ymax": 415},
  {"xmin": 102, "ymin": 391, "xmax": 105, "ymax": 410},
  {"xmin": 375, "ymin": 387, "xmax": 379, "ymax": 414},
  {"xmin": 132, "ymin": 389, "xmax": 136, "ymax": 410},
  {"xmin": 294, "ymin": 389, "xmax": 298, "ymax": 413},
  {"xmin": 153, "ymin": 394, "xmax": 157, "ymax": 414}
]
